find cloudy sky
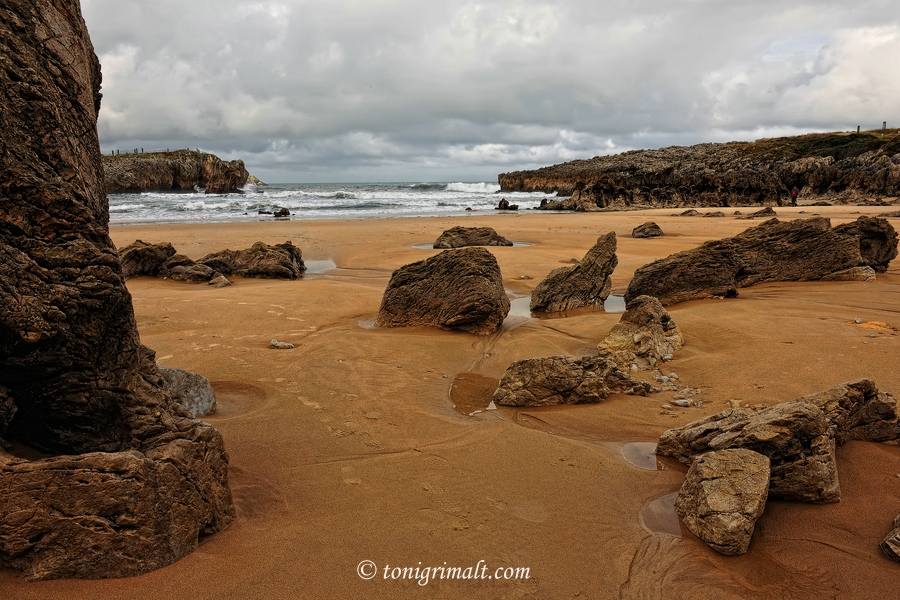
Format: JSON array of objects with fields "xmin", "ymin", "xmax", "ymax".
[{"xmin": 81, "ymin": 0, "xmax": 900, "ymax": 183}]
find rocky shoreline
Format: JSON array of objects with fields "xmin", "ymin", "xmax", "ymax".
[
  {"xmin": 102, "ymin": 149, "xmax": 249, "ymax": 194},
  {"xmin": 499, "ymin": 131, "xmax": 900, "ymax": 210}
]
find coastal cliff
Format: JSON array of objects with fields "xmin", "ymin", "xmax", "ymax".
[
  {"xmin": 102, "ymin": 149, "xmax": 249, "ymax": 194},
  {"xmin": 499, "ymin": 131, "xmax": 900, "ymax": 209}
]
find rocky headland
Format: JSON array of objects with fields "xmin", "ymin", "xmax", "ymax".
[
  {"xmin": 102, "ymin": 149, "xmax": 249, "ymax": 194},
  {"xmin": 499, "ymin": 131, "xmax": 900, "ymax": 209}
]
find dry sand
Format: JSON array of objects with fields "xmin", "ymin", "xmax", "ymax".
[{"xmin": 3, "ymin": 206, "xmax": 900, "ymax": 599}]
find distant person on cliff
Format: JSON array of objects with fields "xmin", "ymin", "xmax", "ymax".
[{"xmin": 790, "ymin": 186, "xmax": 799, "ymax": 206}]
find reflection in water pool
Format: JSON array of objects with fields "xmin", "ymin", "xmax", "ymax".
[
  {"xmin": 641, "ymin": 492, "xmax": 682, "ymax": 537},
  {"xmin": 304, "ymin": 259, "xmax": 337, "ymax": 274},
  {"xmin": 621, "ymin": 442, "xmax": 661, "ymax": 470}
]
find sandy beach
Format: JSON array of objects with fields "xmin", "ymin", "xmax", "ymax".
[{"xmin": 3, "ymin": 206, "xmax": 899, "ymax": 599}]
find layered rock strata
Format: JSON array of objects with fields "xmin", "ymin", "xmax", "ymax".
[
  {"xmin": 0, "ymin": 0, "xmax": 233, "ymax": 579},
  {"xmin": 530, "ymin": 232, "xmax": 618, "ymax": 312},
  {"xmin": 597, "ymin": 295, "xmax": 683, "ymax": 370},
  {"xmin": 102, "ymin": 150, "xmax": 248, "ymax": 194},
  {"xmin": 625, "ymin": 217, "xmax": 898, "ymax": 306},
  {"xmin": 198, "ymin": 241, "xmax": 307, "ymax": 279},
  {"xmin": 632, "ymin": 222, "xmax": 664, "ymax": 238},
  {"xmin": 376, "ymin": 247, "xmax": 510, "ymax": 335}
]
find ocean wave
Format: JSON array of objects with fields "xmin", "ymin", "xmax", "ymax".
[
  {"xmin": 109, "ymin": 203, "xmax": 146, "ymax": 212},
  {"xmin": 408, "ymin": 183, "xmax": 446, "ymax": 191},
  {"xmin": 445, "ymin": 182, "xmax": 501, "ymax": 194}
]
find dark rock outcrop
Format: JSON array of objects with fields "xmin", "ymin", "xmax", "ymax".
[
  {"xmin": 530, "ymin": 232, "xmax": 618, "ymax": 312},
  {"xmin": 881, "ymin": 515, "xmax": 900, "ymax": 561},
  {"xmin": 496, "ymin": 199, "xmax": 519, "ymax": 210},
  {"xmin": 0, "ymin": 0, "xmax": 233, "ymax": 579},
  {"xmin": 833, "ymin": 215, "xmax": 899, "ymax": 272},
  {"xmin": 500, "ymin": 131, "xmax": 900, "ymax": 208},
  {"xmin": 433, "ymin": 226, "xmax": 513, "ymax": 249},
  {"xmin": 102, "ymin": 150, "xmax": 248, "ymax": 194},
  {"xmin": 376, "ymin": 247, "xmax": 510, "ymax": 335},
  {"xmin": 747, "ymin": 207, "xmax": 777, "ymax": 218},
  {"xmin": 273, "ymin": 208, "xmax": 290, "ymax": 218},
  {"xmin": 158, "ymin": 367, "xmax": 217, "ymax": 418},
  {"xmin": 597, "ymin": 295, "xmax": 683, "ymax": 370},
  {"xmin": 796, "ymin": 379, "xmax": 900, "ymax": 445},
  {"xmin": 632, "ymin": 222, "xmax": 664, "ymax": 238},
  {"xmin": 675, "ymin": 449, "xmax": 770, "ymax": 555},
  {"xmin": 120, "ymin": 240, "xmax": 177, "ymax": 278},
  {"xmin": 492, "ymin": 355, "xmax": 654, "ymax": 407},
  {"xmin": 656, "ymin": 401, "xmax": 840, "ymax": 503},
  {"xmin": 199, "ymin": 241, "xmax": 306, "ymax": 279},
  {"xmin": 158, "ymin": 255, "xmax": 216, "ymax": 282},
  {"xmin": 625, "ymin": 217, "xmax": 898, "ymax": 306}
]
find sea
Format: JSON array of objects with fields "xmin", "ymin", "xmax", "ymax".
[{"xmin": 108, "ymin": 182, "xmax": 558, "ymax": 224}]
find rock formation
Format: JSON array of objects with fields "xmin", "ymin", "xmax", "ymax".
[
  {"xmin": 492, "ymin": 355, "xmax": 654, "ymax": 407},
  {"xmin": 530, "ymin": 232, "xmax": 618, "ymax": 312},
  {"xmin": 499, "ymin": 131, "xmax": 900, "ymax": 208},
  {"xmin": 881, "ymin": 515, "xmax": 900, "ymax": 561},
  {"xmin": 433, "ymin": 226, "xmax": 513, "ymax": 249},
  {"xmin": 120, "ymin": 240, "xmax": 177, "ymax": 278},
  {"xmin": 632, "ymin": 222, "xmax": 664, "ymax": 238},
  {"xmin": 198, "ymin": 241, "xmax": 306, "ymax": 279},
  {"xmin": 102, "ymin": 150, "xmax": 249, "ymax": 194},
  {"xmin": 597, "ymin": 295, "xmax": 683, "ymax": 370},
  {"xmin": 158, "ymin": 255, "xmax": 216, "ymax": 282},
  {"xmin": 625, "ymin": 217, "xmax": 898, "ymax": 306},
  {"xmin": 747, "ymin": 207, "xmax": 777, "ymax": 218},
  {"xmin": 0, "ymin": 0, "xmax": 233, "ymax": 579},
  {"xmin": 795, "ymin": 379, "xmax": 900, "ymax": 445},
  {"xmin": 496, "ymin": 198, "xmax": 519, "ymax": 210},
  {"xmin": 675, "ymin": 449, "xmax": 770, "ymax": 555},
  {"xmin": 158, "ymin": 367, "xmax": 217, "ymax": 418},
  {"xmin": 376, "ymin": 247, "xmax": 510, "ymax": 335},
  {"xmin": 657, "ymin": 401, "xmax": 840, "ymax": 503}
]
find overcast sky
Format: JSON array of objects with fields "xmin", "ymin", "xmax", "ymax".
[{"xmin": 81, "ymin": 0, "xmax": 900, "ymax": 183}]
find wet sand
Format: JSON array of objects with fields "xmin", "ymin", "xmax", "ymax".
[{"xmin": 3, "ymin": 206, "xmax": 900, "ymax": 598}]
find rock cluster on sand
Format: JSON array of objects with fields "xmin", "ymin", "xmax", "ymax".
[
  {"xmin": 675, "ymin": 449, "xmax": 771, "ymax": 555},
  {"xmin": 597, "ymin": 295, "xmax": 683, "ymax": 370},
  {"xmin": 632, "ymin": 222, "xmax": 665, "ymax": 238},
  {"xmin": 433, "ymin": 226, "xmax": 513, "ymax": 249},
  {"xmin": 530, "ymin": 232, "xmax": 618, "ymax": 313},
  {"xmin": 0, "ymin": 1, "xmax": 233, "ymax": 579},
  {"xmin": 492, "ymin": 355, "xmax": 654, "ymax": 407},
  {"xmin": 625, "ymin": 216, "xmax": 899, "ymax": 305},
  {"xmin": 119, "ymin": 240, "xmax": 307, "ymax": 282},
  {"xmin": 376, "ymin": 247, "xmax": 510, "ymax": 335}
]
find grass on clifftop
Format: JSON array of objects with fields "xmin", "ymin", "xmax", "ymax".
[
  {"xmin": 747, "ymin": 129, "xmax": 900, "ymax": 161},
  {"xmin": 103, "ymin": 149, "xmax": 209, "ymax": 161}
]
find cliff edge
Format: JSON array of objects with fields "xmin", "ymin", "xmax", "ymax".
[
  {"xmin": 102, "ymin": 149, "xmax": 249, "ymax": 194},
  {"xmin": 499, "ymin": 131, "xmax": 900, "ymax": 209}
]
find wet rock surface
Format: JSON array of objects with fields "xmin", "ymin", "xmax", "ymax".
[
  {"xmin": 376, "ymin": 247, "xmax": 510, "ymax": 335},
  {"xmin": 625, "ymin": 216, "xmax": 898, "ymax": 306},
  {"xmin": 433, "ymin": 226, "xmax": 513, "ymax": 249},
  {"xmin": 598, "ymin": 295, "xmax": 683, "ymax": 370},
  {"xmin": 199, "ymin": 241, "xmax": 306, "ymax": 279},
  {"xmin": 530, "ymin": 232, "xmax": 618, "ymax": 312},
  {"xmin": 493, "ymin": 355, "xmax": 654, "ymax": 407},
  {"xmin": 0, "ymin": 0, "xmax": 233, "ymax": 579},
  {"xmin": 675, "ymin": 448, "xmax": 770, "ymax": 555}
]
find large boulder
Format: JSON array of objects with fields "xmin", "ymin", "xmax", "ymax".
[
  {"xmin": 796, "ymin": 379, "xmax": 900, "ymax": 445},
  {"xmin": 530, "ymin": 232, "xmax": 618, "ymax": 312},
  {"xmin": 0, "ymin": 0, "xmax": 233, "ymax": 579},
  {"xmin": 158, "ymin": 255, "xmax": 216, "ymax": 283},
  {"xmin": 433, "ymin": 226, "xmax": 513, "ymax": 249},
  {"xmin": 158, "ymin": 367, "xmax": 217, "ymax": 418},
  {"xmin": 675, "ymin": 449, "xmax": 770, "ymax": 555},
  {"xmin": 632, "ymin": 222, "xmax": 664, "ymax": 238},
  {"xmin": 119, "ymin": 240, "xmax": 177, "ymax": 278},
  {"xmin": 597, "ymin": 295, "xmax": 683, "ymax": 370},
  {"xmin": 833, "ymin": 215, "xmax": 899, "ymax": 272},
  {"xmin": 656, "ymin": 401, "xmax": 840, "ymax": 503},
  {"xmin": 198, "ymin": 241, "xmax": 306, "ymax": 279},
  {"xmin": 625, "ymin": 217, "xmax": 898, "ymax": 306},
  {"xmin": 492, "ymin": 355, "xmax": 654, "ymax": 407},
  {"xmin": 376, "ymin": 247, "xmax": 510, "ymax": 335}
]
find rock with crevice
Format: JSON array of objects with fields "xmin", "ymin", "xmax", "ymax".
[
  {"xmin": 433, "ymin": 226, "xmax": 514, "ymax": 249},
  {"xmin": 675, "ymin": 448, "xmax": 770, "ymax": 555},
  {"xmin": 597, "ymin": 295, "xmax": 683, "ymax": 370},
  {"xmin": 632, "ymin": 222, "xmax": 664, "ymax": 238},
  {"xmin": 199, "ymin": 241, "xmax": 306, "ymax": 279},
  {"xmin": 119, "ymin": 240, "xmax": 177, "ymax": 278},
  {"xmin": 493, "ymin": 355, "xmax": 654, "ymax": 407},
  {"xmin": 376, "ymin": 247, "xmax": 510, "ymax": 335},
  {"xmin": 797, "ymin": 379, "xmax": 900, "ymax": 445},
  {"xmin": 158, "ymin": 255, "xmax": 216, "ymax": 282},
  {"xmin": 832, "ymin": 215, "xmax": 899, "ymax": 272},
  {"xmin": 530, "ymin": 232, "xmax": 618, "ymax": 312},
  {"xmin": 656, "ymin": 400, "xmax": 840, "ymax": 503}
]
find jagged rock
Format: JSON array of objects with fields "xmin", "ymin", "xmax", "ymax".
[
  {"xmin": 625, "ymin": 217, "xmax": 898, "ymax": 306},
  {"xmin": 102, "ymin": 150, "xmax": 248, "ymax": 194},
  {"xmin": 704, "ymin": 211, "xmax": 726, "ymax": 218},
  {"xmin": 158, "ymin": 255, "xmax": 216, "ymax": 283},
  {"xmin": 797, "ymin": 379, "xmax": 900, "ymax": 445},
  {"xmin": 119, "ymin": 240, "xmax": 177, "ymax": 278},
  {"xmin": 376, "ymin": 247, "xmax": 510, "ymax": 335},
  {"xmin": 492, "ymin": 355, "xmax": 654, "ymax": 407},
  {"xmin": 833, "ymin": 215, "xmax": 899, "ymax": 272},
  {"xmin": 881, "ymin": 514, "xmax": 900, "ymax": 561},
  {"xmin": 269, "ymin": 339, "xmax": 294, "ymax": 349},
  {"xmin": 0, "ymin": 0, "xmax": 233, "ymax": 579},
  {"xmin": 433, "ymin": 226, "xmax": 513, "ymax": 249},
  {"xmin": 199, "ymin": 241, "xmax": 306, "ymax": 279},
  {"xmin": 883, "ymin": 210, "xmax": 900, "ymax": 217},
  {"xmin": 208, "ymin": 275, "xmax": 232, "ymax": 287},
  {"xmin": 632, "ymin": 222, "xmax": 664, "ymax": 238},
  {"xmin": 499, "ymin": 132, "xmax": 900, "ymax": 208},
  {"xmin": 656, "ymin": 400, "xmax": 840, "ymax": 503},
  {"xmin": 273, "ymin": 208, "xmax": 290, "ymax": 218},
  {"xmin": 675, "ymin": 449, "xmax": 770, "ymax": 555},
  {"xmin": 158, "ymin": 367, "xmax": 217, "ymax": 418},
  {"xmin": 597, "ymin": 295, "xmax": 683, "ymax": 370},
  {"xmin": 748, "ymin": 207, "xmax": 777, "ymax": 218},
  {"xmin": 678, "ymin": 209, "xmax": 701, "ymax": 216},
  {"xmin": 496, "ymin": 199, "xmax": 518, "ymax": 210},
  {"xmin": 530, "ymin": 232, "xmax": 618, "ymax": 312}
]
